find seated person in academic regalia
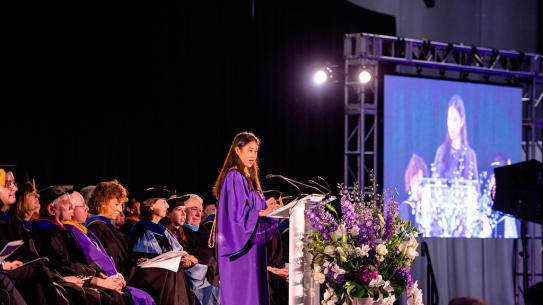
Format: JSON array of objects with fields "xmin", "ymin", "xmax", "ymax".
[
  {"xmin": 31, "ymin": 185, "xmax": 131, "ymax": 305},
  {"xmin": 266, "ymin": 219, "xmax": 289, "ymax": 305},
  {"xmin": 179, "ymin": 194, "xmax": 219, "ymax": 305},
  {"xmin": 201, "ymin": 202, "xmax": 216, "ymax": 224},
  {"xmin": 87, "ymin": 182, "xmax": 192, "ymax": 305},
  {"xmin": 160, "ymin": 196, "xmax": 195, "ymax": 264},
  {"xmin": 128, "ymin": 193, "xmax": 194, "ymax": 305},
  {"xmin": 63, "ymin": 190, "xmax": 155, "ymax": 305},
  {"xmin": 122, "ymin": 197, "xmax": 142, "ymax": 237},
  {"xmin": 0, "ymin": 171, "xmax": 83, "ymax": 305}
]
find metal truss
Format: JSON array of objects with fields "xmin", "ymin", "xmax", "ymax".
[{"xmin": 344, "ymin": 33, "xmax": 543, "ymax": 305}]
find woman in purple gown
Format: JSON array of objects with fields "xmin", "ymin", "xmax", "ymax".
[{"xmin": 212, "ymin": 132, "xmax": 281, "ymax": 305}]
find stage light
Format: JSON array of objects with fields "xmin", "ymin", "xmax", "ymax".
[
  {"xmin": 313, "ymin": 69, "xmax": 328, "ymax": 86},
  {"xmin": 358, "ymin": 70, "xmax": 371, "ymax": 84}
]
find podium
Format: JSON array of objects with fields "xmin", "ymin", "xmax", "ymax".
[{"xmin": 268, "ymin": 194, "xmax": 335, "ymax": 305}]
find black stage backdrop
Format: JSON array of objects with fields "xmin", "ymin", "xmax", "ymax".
[{"xmin": 5, "ymin": 0, "xmax": 395, "ymax": 202}]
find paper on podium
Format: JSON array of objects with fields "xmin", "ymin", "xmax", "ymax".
[
  {"xmin": 138, "ymin": 250, "xmax": 187, "ymax": 272},
  {"xmin": 266, "ymin": 194, "xmax": 335, "ymax": 218}
]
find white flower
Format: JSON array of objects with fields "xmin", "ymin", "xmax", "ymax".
[
  {"xmin": 333, "ymin": 224, "xmax": 345, "ymax": 240},
  {"xmin": 398, "ymin": 242, "xmax": 406, "ymax": 254},
  {"xmin": 407, "ymin": 234, "xmax": 419, "ymax": 249},
  {"xmin": 335, "ymin": 247, "xmax": 347, "ymax": 261},
  {"xmin": 313, "ymin": 271, "xmax": 325, "ymax": 284},
  {"xmin": 330, "ymin": 264, "xmax": 346, "ymax": 279},
  {"xmin": 322, "ymin": 286, "xmax": 338, "ymax": 305},
  {"xmin": 407, "ymin": 281, "xmax": 424, "ymax": 305},
  {"xmin": 324, "ymin": 245, "xmax": 335, "ymax": 256},
  {"xmin": 383, "ymin": 280, "xmax": 394, "ymax": 293},
  {"xmin": 376, "ymin": 243, "xmax": 388, "ymax": 256},
  {"xmin": 354, "ymin": 244, "xmax": 370, "ymax": 257},
  {"xmin": 406, "ymin": 247, "xmax": 419, "ymax": 260},
  {"xmin": 382, "ymin": 295, "xmax": 396, "ymax": 305},
  {"xmin": 369, "ymin": 274, "xmax": 385, "ymax": 288},
  {"xmin": 349, "ymin": 225, "xmax": 360, "ymax": 236}
]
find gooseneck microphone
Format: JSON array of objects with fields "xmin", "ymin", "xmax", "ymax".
[
  {"xmin": 266, "ymin": 174, "xmax": 302, "ymax": 195},
  {"xmin": 308, "ymin": 179, "xmax": 329, "ymax": 194},
  {"xmin": 266, "ymin": 174, "xmax": 324, "ymax": 195}
]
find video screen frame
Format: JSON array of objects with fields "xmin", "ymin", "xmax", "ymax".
[{"xmin": 383, "ymin": 74, "xmax": 522, "ymax": 238}]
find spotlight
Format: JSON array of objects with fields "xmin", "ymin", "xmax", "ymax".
[
  {"xmin": 312, "ymin": 65, "xmax": 338, "ymax": 86},
  {"xmin": 358, "ymin": 70, "xmax": 372, "ymax": 84},
  {"xmin": 313, "ymin": 69, "xmax": 328, "ymax": 86}
]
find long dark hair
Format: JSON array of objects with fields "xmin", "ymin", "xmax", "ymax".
[
  {"xmin": 440, "ymin": 95, "xmax": 468, "ymax": 174},
  {"xmin": 212, "ymin": 132, "xmax": 261, "ymax": 199}
]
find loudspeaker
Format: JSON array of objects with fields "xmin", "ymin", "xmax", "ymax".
[{"xmin": 493, "ymin": 160, "xmax": 543, "ymax": 224}]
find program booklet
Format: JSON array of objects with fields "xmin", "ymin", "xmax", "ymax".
[
  {"xmin": 0, "ymin": 240, "xmax": 24, "ymax": 263},
  {"xmin": 137, "ymin": 250, "xmax": 187, "ymax": 272}
]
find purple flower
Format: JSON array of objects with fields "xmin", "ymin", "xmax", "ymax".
[
  {"xmin": 341, "ymin": 196, "xmax": 358, "ymax": 231},
  {"xmin": 356, "ymin": 269, "xmax": 379, "ymax": 285},
  {"xmin": 382, "ymin": 200, "xmax": 399, "ymax": 241},
  {"xmin": 397, "ymin": 267, "xmax": 413, "ymax": 289},
  {"xmin": 307, "ymin": 204, "xmax": 338, "ymax": 241},
  {"xmin": 357, "ymin": 208, "xmax": 378, "ymax": 248}
]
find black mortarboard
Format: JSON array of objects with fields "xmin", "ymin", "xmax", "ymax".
[
  {"xmin": 38, "ymin": 185, "xmax": 74, "ymax": 205},
  {"xmin": 166, "ymin": 195, "xmax": 191, "ymax": 212},
  {"xmin": 141, "ymin": 187, "xmax": 173, "ymax": 202}
]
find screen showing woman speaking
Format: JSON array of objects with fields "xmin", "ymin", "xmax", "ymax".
[{"xmin": 384, "ymin": 75, "xmax": 522, "ymax": 238}]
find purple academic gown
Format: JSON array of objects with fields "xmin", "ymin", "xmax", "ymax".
[
  {"xmin": 65, "ymin": 223, "xmax": 156, "ymax": 305},
  {"xmin": 217, "ymin": 170, "xmax": 278, "ymax": 305}
]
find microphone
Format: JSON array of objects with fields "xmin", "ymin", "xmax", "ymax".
[
  {"xmin": 308, "ymin": 177, "xmax": 331, "ymax": 195},
  {"xmin": 266, "ymin": 174, "xmax": 323, "ymax": 195},
  {"xmin": 317, "ymin": 176, "xmax": 332, "ymax": 194},
  {"xmin": 266, "ymin": 174, "xmax": 302, "ymax": 195}
]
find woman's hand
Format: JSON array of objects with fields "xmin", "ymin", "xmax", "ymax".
[
  {"xmin": 259, "ymin": 198, "xmax": 280, "ymax": 217},
  {"xmin": 63, "ymin": 276, "xmax": 84, "ymax": 287},
  {"xmin": 1, "ymin": 260, "xmax": 23, "ymax": 270},
  {"xmin": 181, "ymin": 254, "xmax": 198, "ymax": 268},
  {"xmin": 267, "ymin": 266, "xmax": 289, "ymax": 282},
  {"xmin": 91, "ymin": 276, "xmax": 124, "ymax": 292}
]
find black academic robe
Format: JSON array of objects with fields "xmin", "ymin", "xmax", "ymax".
[
  {"xmin": 89, "ymin": 217, "xmax": 193, "ymax": 305},
  {"xmin": 31, "ymin": 219, "xmax": 131, "ymax": 305},
  {"xmin": 0, "ymin": 214, "xmax": 74, "ymax": 305},
  {"xmin": 181, "ymin": 220, "xmax": 219, "ymax": 286},
  {"xmin": 0, "ymin": 272, "xmax": 26, "ymax": 305},
  {"xmin": 266, "ymin": 223, "xmax": 289, "ymax": 305}
]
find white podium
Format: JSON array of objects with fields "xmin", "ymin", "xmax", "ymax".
[{"xmin": 268, "ymin": 194, "xmax": 335, "ymax": 305}]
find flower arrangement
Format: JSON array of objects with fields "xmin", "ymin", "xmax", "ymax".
[{"xmin": 306, "ymin": 174, "xmax": 424, "ymax": 305}]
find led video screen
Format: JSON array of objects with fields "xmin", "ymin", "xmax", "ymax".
[{"xmin": 384, "ymin": 75, "xmax": 522, "ymax": 238}]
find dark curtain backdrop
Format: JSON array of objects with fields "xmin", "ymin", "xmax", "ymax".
[{"xmin": 4, "ymin": 0, "xmax": 395, "ymax": 201}]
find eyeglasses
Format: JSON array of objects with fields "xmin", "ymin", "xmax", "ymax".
[{"xmin": 186, "ymin": 207, "xmax": 203, "ymax": 214}]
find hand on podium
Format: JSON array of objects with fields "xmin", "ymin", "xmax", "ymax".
[{"xmin": 259, "ymin": 197, "xmax": 281, "ymax": 217}]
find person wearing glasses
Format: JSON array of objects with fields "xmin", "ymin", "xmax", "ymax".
[
  {"xmin": 127, "ymin": 195, "xmax": 193, "ymax": 305},
  {"xmin": 212, "ymin": 132, "xmax": 280, "ymax": 305},
  {"xmin": 63, "ymin": 191, "xmax": 155, "ymax": 305},
  {"xmin": 179, "ymin": 194, "xmax": 219, "ymax": 305},
  {"xmin": 87, "ymin": 181, "xmax": 192, "ymax": 305},
  {"xmin": 1, "ymin": 171, "xmax": 91, "ymax": 305},
  {"xmin": 32, "ymin": 185, "xmax": 130, "ymax": 305}
]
